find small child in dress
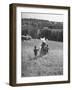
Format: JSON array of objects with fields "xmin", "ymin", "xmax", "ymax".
[{"xmin": 34, "ymin": 46, "xmax": 39, "ymax": 57}]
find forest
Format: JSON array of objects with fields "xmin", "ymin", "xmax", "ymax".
[{"xmin": 21, "ymin": 18, "xmax": 63, "ymax": 42}]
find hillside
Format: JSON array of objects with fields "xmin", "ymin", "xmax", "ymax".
[
  {"xmin": 22, "ymin": 18, "xmax": 63, "ymax": 30},
  {"xmin": 21, "ymin": 18, "xmax": 63, "ymax": 42}
]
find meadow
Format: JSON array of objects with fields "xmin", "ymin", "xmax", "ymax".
[{"xmin": 21, "ymin": 39, "xmax": 63, "ymax": 77}]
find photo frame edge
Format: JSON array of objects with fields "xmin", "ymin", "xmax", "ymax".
[{"xmin": 9, "ymin": 4, "xmax": 16, "ymax": 86}]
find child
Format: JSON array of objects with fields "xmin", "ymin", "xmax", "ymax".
[
  {"xmin": 34, "ymin": 46, "xmax": 39, "ymax": 57},
  {"xmin": 46, "ymin": 45, "xmax": 49, "ymax": 53}
]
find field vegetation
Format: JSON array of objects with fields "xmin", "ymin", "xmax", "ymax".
[{"xmin": 21, "ymin": 39, "xmax": 63, "ymax": 77}]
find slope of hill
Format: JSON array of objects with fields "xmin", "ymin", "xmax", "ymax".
[{"xmin": 21, "ymin": 18, "xmax": 63, "ymax": 42}]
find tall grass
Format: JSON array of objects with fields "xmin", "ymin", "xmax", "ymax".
[{"xmin": 21, "ymin": 39, "xmax": 63, "ymax": 77}]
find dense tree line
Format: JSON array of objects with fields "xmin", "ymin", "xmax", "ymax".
[
  {"xmin": 39, "ymin": 29, "xmax": 63, "ymax": 42},
  {"xmin": 21, "ymin": 18, "xmax": 63, "ymax": 42}
]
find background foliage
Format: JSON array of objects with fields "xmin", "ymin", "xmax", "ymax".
[{"xmin": 21, "ymin": 18, "xmax": 63, "ymax": 42}]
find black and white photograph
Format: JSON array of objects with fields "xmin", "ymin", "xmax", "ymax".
[
  {"xmin": 9, "ymin": 3, "xmax": 70, "ymax": 86},
  {"xmin": 21, "ymin": 13, "xmax": 63, "ymax": 77}
]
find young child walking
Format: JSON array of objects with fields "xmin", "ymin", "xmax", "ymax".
[{"xmin": 34, "ymin": 46, "xmax": 39, "ymax": 57}]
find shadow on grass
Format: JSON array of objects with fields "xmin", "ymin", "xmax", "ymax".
[{"xmin": 29, "ymin": 53, "xmax": 48, "ymax": 61}]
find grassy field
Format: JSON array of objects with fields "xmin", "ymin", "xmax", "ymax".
[{"xmin": 21, "ymin": 39, "xmax": 63, "ymax": 77}]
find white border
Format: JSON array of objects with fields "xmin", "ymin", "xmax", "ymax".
[{"xmin": 16, "ymin": 7, "xmax": 68, "ymax": 83}]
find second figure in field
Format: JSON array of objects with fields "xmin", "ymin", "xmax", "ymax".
[{"xmin": 34, "ymin": 37, "xmax": 49, "ymax": 57}]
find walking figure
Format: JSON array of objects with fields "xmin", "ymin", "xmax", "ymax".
[
  {"xmin": 40, "ymin": 37, "xmax": 49, "ymax": 56},
  {"xmin": 46, "ymin": 45, "xmax": 49, "ymax": 53},
  {"xmin": 34, "ymin": 46, "xmax": 39, "ymax": 57}
]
